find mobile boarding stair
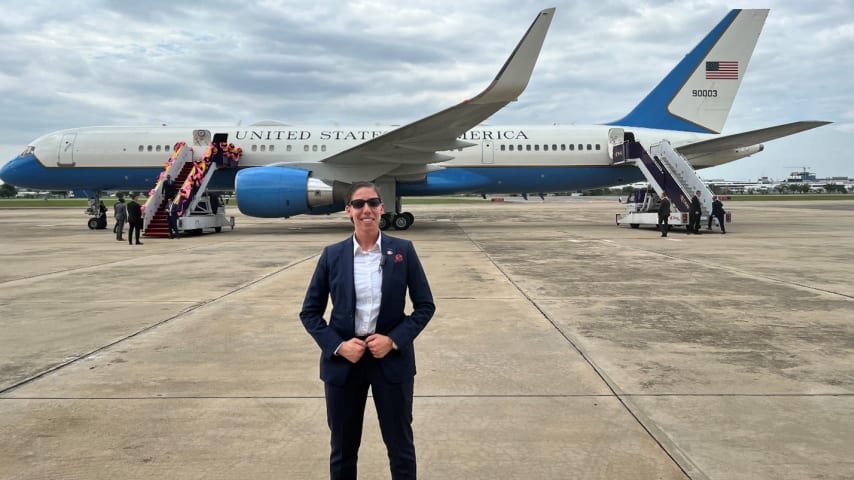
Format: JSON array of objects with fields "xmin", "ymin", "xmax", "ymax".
[
  {"xmin": 614, "ymin": 139, "xmax": 729, "ymax": 230},
  {"xmin": 142, "ymin": 142, "xmax": 236, "ymax": 238}
]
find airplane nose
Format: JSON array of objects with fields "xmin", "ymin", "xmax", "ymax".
[{"xmin": 0, "ymin": 154, "xmax": 37, "ymax": 187}]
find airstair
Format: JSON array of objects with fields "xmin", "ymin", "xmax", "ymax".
[
  {"xmin": 616, "ymin": 139, "xmax": 714, "ymax": 213},
  {"xmin": 613, "ymin": 139, "xmax": 723, "ymax": 229},
  {"xmin": 142, "ymin": 141, "xmax": 241, "ymax": 237}
]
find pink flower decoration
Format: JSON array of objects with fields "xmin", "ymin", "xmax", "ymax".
[{"xmin": 394, "ymin": 253, "xmax": 403, "ymax": 263}]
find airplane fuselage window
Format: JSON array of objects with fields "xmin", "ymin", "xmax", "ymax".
[
  {"xmin": 304, "ymin": 145, "xmax": 310, "ymax": 152},
  {"xmin": 587, "ymin": 144, "xmax": 592, "ymax": 150},
  {"xmin": 269, "ymin": 145, "xmax": 275, "ymax": 152},
  {"xmin": 134, "ymin": 144, "xmax": 171, "ymax": 153},
  {"xmin": 260, "ymin": 145, "xmax": 266, "ymax": 152},
  {"xmin": 286, "ymin": 145, "xmax": 292, "ymax": 152}
]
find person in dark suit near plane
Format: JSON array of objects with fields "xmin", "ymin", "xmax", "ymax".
[
  {"xmin": 168, "ymin": 201, "xmax": 180, "ymax": 239},
  {"xmin": 657, "ymin": 191, "xmax": 671, "ymax": 237},
  {"xmin": 162, "ymin": 174, "xmax": 176, "ymax": 202},
  {"xmin": 126, "ymin": 193, "xmax": 143, "ymax": 245},
  {"xmin": 688, "ymin": 190, "xmax": 702, "ymax": 234},
  {"xmin": 708, "ymin": 195, "xmax": 727, "ymax": 234},
  {"xmin": 300, "ymin": 181, "xmax": 435, "ymax": 480}
]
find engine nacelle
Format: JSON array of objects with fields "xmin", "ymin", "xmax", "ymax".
[{"xmin": 235, "ymin": 166, "xmax": 348, "ymax": 218}]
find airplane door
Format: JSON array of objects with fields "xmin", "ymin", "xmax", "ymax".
[
  {"xmin": 607, "ymin": 128, "xmax": 624, "ymax": 162},
  {"xmin": 193, "ymin": 130, "xmax": 212, "ymax": 161},
  {"xmin": 58, "ymin": 133, "xmax": 76, "ymax": 166},
  {"xmin": 481, "ymin": 141, "xmax": 494, "ymax": 164},
  {"xmin": 193, "ymin": 129, "xmax": 212, "ymax": 147}
]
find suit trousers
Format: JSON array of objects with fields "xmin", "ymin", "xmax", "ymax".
[
  {"xmin": 168, "ymin": 214, "xmax": 179, "ymax": 238},
  {"xmin": 688, "ymin": 212, "xmax": 701, "ymax": 233},
  {"xmin": 708, "ymin": 212, "xmax": 726, "ymax": 232},
  {"xmin": 657, "ymin": 214, "xmax": 669, "ymax": 235},
  {"xmin": 325, "ymin": 354, "xmax": 415, "ymax": 480},
  {"xmin": 128, "ymin": 221, "xmax": 142, "ymax": 244},
  {"xmin": 115, "ymin": 219, "xmax": 125, "ymax": 239}
]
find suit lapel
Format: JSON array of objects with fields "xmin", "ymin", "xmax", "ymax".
[
  {"xmin": 380, "ymin": 235, "xmax": 396, "ymax": 291},
  {"xmin": 342, "ymin": 236, "xmax": 356, "ymax": 314}
]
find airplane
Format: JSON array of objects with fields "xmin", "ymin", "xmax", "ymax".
[{"xmin": 0, "ymin": 8, "xmax": 830, "ymax": 231}]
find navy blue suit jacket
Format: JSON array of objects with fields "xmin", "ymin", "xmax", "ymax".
[{"xmin": 300, "ymin": 234, "xmax": 435, "ymax": 386}]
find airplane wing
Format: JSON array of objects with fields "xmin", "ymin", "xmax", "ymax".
[
  {"xmin": 677, "ymin": 121, "xmax": 831, "ymax": 156},
  {"xmin": 303, "ymin": 8, "xmax": 555, "ymax": 180}
]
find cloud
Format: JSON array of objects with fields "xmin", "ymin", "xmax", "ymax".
[{"xmin": 1, "ymin": 0, "xmax": 851, "ymax": 181}]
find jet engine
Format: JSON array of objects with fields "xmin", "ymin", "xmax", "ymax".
[{"xmin": 235, "ymin": 166, "xmax": 348, "ymax": 218}]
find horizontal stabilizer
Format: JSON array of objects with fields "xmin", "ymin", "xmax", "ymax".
[{"xmin": 677, "ymin": 121, "xmax": 832, "ymax": 156}]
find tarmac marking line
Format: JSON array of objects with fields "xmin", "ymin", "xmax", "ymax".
[{"xmin": 460, "ymin": 227, "xmax": 707, "ymax": 480}]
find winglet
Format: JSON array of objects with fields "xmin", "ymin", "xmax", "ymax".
[{"xmin": 469, "ymin": 8, "xmax": 555, "ymax": 105}]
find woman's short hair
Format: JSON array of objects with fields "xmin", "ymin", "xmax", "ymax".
[{"xmin": 346, "ymin": 181, "xmax": 380, "ymax": 203}]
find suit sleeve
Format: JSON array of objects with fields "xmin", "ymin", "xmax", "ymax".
[
  {"xmin": 299, "ymin": 247, "xmax": 344, "ymax": 358},
  {"xmin": 388, "ymin": 242, "xmax": 435, "ymax": 350}
]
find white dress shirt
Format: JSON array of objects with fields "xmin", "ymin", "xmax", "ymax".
[{"xmin": 353, "ymin": 234, "xmax": 383, "ymax": 336}]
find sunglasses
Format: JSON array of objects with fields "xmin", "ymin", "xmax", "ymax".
[{"xmin": 348, "ymin": 197, "xmax": 382, "ymax": 208}]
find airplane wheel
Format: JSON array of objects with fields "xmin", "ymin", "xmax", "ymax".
[
  {"xmin": 379, "ymin": 213, "xmax": 392, "ymax": 231},
  {"xmin": 402, "ymin": 212, "xmax": 414, "ymax": 226},
  {"xmin": 214, "ymin": 227, "xmax": 222, "ymax": 233},
  {"xmin": 87, "ymin": 218, "xmax": 99, "ymax": 230},
  {"xmin": 630, "ymin": 224, "xmax": 640, "ymax": 229},
  {"xmin": 392, "ymin": 213, "xmax": 411, "ymax": 230}
]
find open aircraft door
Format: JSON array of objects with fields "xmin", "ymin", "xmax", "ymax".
[
  {"xmin": 58, "ymin": 133, "xmax": 76, "ymax": 166},
  {"xmin": 607, "ymin": 128, "xmax": 624, "ymax": 162},
  {"xmin": 481, "ymin": 141, "xmax": 494, "ymax": 164},
  {"xmin": 193, "ymin": 129, "xmax": 212, "ymax": 160}
]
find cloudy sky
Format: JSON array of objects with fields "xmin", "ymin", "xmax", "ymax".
[{"xmin": 0, "ymin": 0, "xmax": 851, "ymax": 182}]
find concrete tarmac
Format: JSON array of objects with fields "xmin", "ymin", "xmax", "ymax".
[{"xmin": 0, "ymin": 198, "xmax": 852, "ymax": 479}]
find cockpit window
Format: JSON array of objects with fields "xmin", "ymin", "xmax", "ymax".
[{"xmin": 19, "ymin": 146, "xmax": 35, "ymax": 157}]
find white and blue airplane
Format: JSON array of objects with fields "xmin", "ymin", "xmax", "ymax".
[{"xmin": 0, "ymin": 8, "xmax": 829, "ymax": 230}]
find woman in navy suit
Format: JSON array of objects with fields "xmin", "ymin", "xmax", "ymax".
[{"xmin": 300, "ymin": 181, "xmax": 435, "ymax": 480}]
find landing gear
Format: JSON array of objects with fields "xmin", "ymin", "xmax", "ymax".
[
  {"xmin": 392, "ymin": 213, "xmax": 412, "ymax": 230},
  {"xmin": 372, "ymin": 178, "xmax": 414, "ymax": 231},
  {"xmin": 84, "ymin": 191, "xmax": 108, "ymax": 229},
  {"xmin": 378, "ymin": 196, "xmax": 415, "ymax": 231},
  {"xmin": 379, "ymin": 212, "xmax": 414, "ymax": 231}
]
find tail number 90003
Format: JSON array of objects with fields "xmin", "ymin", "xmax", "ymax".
[{"xmin": 692, "ymin": 89, "xmax": 718, "ymax": 97}]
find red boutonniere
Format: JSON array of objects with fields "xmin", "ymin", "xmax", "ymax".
[{"xmin": 394, "ymin": 253, "xmax": 404, "ymax": 263}]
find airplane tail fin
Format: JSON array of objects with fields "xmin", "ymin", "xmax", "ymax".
[{"xmin": 610, "ymin": 9, "xmax": 768, "ymax": 134}]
